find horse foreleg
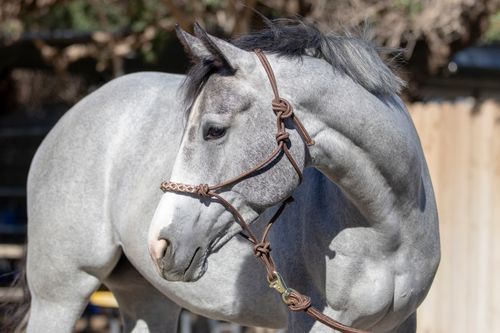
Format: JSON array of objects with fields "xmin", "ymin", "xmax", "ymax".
[
  {"xmin": 104, "ymin": 255, "xmax": 182, "ymax": 332},
  {"xmin": 25, "ymin": 216, "xmax": 121, "ymax": 333},
  {"xmin": 26, "ymin": 267, "xmax": 101, "ymax": 333}
]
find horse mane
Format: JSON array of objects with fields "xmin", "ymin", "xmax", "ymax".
[{"xmin": 182, "ymin": 19, "xmax": 405, "ymax": 108}]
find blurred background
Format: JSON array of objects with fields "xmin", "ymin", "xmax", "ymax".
[{"xmin": 0, "ymin": 1, "xmax": 499, "ymax": 332}]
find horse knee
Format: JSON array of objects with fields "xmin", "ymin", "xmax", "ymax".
[{"xmin": 27, "ymin": 270, "xmax": 101, "ymax": 333}]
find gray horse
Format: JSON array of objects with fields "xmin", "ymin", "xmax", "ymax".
[{"xmin": 20, "ymin": 21, "xmax": 439, "ymax": 333}]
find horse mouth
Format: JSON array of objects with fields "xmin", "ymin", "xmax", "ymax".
[
  {"xmin": 157, "ymin": 246, "xmax": 207, "ymax": 282},
  {"xmin": 183, "ymin": 247, "xmax": 202, "ymax": 278}
]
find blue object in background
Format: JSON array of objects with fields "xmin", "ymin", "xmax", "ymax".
[{"xmin": 452, "ymin": 45, "xmax": 500, "ymax": 71}]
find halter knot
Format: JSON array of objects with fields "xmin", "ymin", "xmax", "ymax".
[
  {"xmin": 285, "ymin": 290, "xmax": 312, "ymax": 312},
  {"xmin": 196, "ymin": 184, "xmax": 211, "ymax": 197},
  {"xmin": 272, "ymin": 98, "xmax": 293, "ymax": 119},
  {"xmin": 275, "ymin": 130, "xmax": 290, "ymax": 144},
  {"xmin": 254, "ymin": 241, "xmax": 271, "ymax": 257}
]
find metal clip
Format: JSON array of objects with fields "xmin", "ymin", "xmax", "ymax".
[
  {"xmin": 269, "ymin": 271, "xmax": 287, "ymax": 293},
  {"xmin": 269, "ymin": 271, "xmax": 293, "ymax": 303}
]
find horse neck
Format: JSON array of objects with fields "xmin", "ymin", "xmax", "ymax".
[{"xmin": 280, "ymin": 58, "xmax": 423, "ymax": 229}]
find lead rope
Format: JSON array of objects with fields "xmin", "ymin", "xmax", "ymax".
[{"xmin": 160, "ymin": 49, "xmax": 370, "ymax": 333}]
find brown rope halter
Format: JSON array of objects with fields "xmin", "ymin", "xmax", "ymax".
[{"xmin": 160, "ymin": 49, "xmax": 370, "ymax": 333}]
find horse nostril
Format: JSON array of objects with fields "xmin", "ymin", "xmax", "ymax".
[{"xmin": 151, "ymin": 238, "xmax": 170, "ymax": 260}]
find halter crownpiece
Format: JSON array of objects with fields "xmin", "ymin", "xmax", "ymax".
[
  {"xmin": 160, "ymin": 49, "xmax": 369, "ymax": 333},
  {"xmin": 254, "ymin": 49, "xmax": 315, "ymax": 147}
]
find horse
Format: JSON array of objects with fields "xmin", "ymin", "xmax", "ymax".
[{"xmin": 16, "ymin": 20, "xmax": 439, "ymax": 333}]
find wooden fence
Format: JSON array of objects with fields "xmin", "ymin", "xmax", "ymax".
[{"xmin": 409, "ymin": 99, "xmax": 500, "ymax": 333}]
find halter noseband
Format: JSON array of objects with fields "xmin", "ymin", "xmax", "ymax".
[{"xmin": 159, "ymin": 49, "xmax": 369, "ymax": 333}]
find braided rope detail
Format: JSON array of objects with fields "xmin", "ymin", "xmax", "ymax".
[
  {"xmin": 160, "ymin": 181, "xmax": 211, "ymax": 197},
  {"xmin": 285, "ymin": 289, "xmax": 312, "ymax": 312}
]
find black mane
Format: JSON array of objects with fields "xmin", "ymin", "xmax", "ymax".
[{"xmin": 182, "ymin": 20, "xmax": 404, "ymax": 108}]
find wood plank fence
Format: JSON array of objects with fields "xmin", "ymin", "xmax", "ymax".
[{"xmin": 409, "ymin": 99, "xmax": 500, "ymax": 333}]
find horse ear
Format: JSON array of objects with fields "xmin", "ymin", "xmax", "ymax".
[
  {"xmin": 192, "ymin": 22, "xmax": 235, "ymax": 72},
  {"xmin": 175, "ymin": 24, "xmax": 212, "ymax": 62},
  {"xmin": 176, "ymin": 23, "xmax": 254, "ymax": 73}
]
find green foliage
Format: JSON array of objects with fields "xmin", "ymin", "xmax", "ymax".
[
  {"xmin": 2, "ymin": 0, "xmax": 497, "ymax": 74},
  {"xmin": 394, "ymin": 0, "xmax": 423, "ymax": 17},
  {"xmin": 203, "ymin": 0, "xmax": 226, "ymax": 8},
  {"xmin": 127, "ymin": 0, "xmax": 166, "ymax": 32},
  {"xmin": 23, "ymin": 1, "xmax": 101, "ymax": 32},
  {"xmin": 1, "ymin": 0, "xmax": 169, "ymax": 64},
  {"xmin": 0, "ymin": 18, "xmax": 23, "ymax": 40},
  {"xmin": 484, "ymin": 11, "xmax": 500, "ymax": 43},
  {"xmin": 7, "ymin": 0, "xmax": 164, "ymax": 33}
]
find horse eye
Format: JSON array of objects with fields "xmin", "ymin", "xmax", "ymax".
[{"xmin": 205, "ymin": 126, "xmax": 226, "ymax": 140}]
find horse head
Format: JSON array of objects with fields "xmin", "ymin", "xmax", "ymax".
[{"xmin": 148, "ymin": 24, "xmax": 308, "ymax": 282}]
